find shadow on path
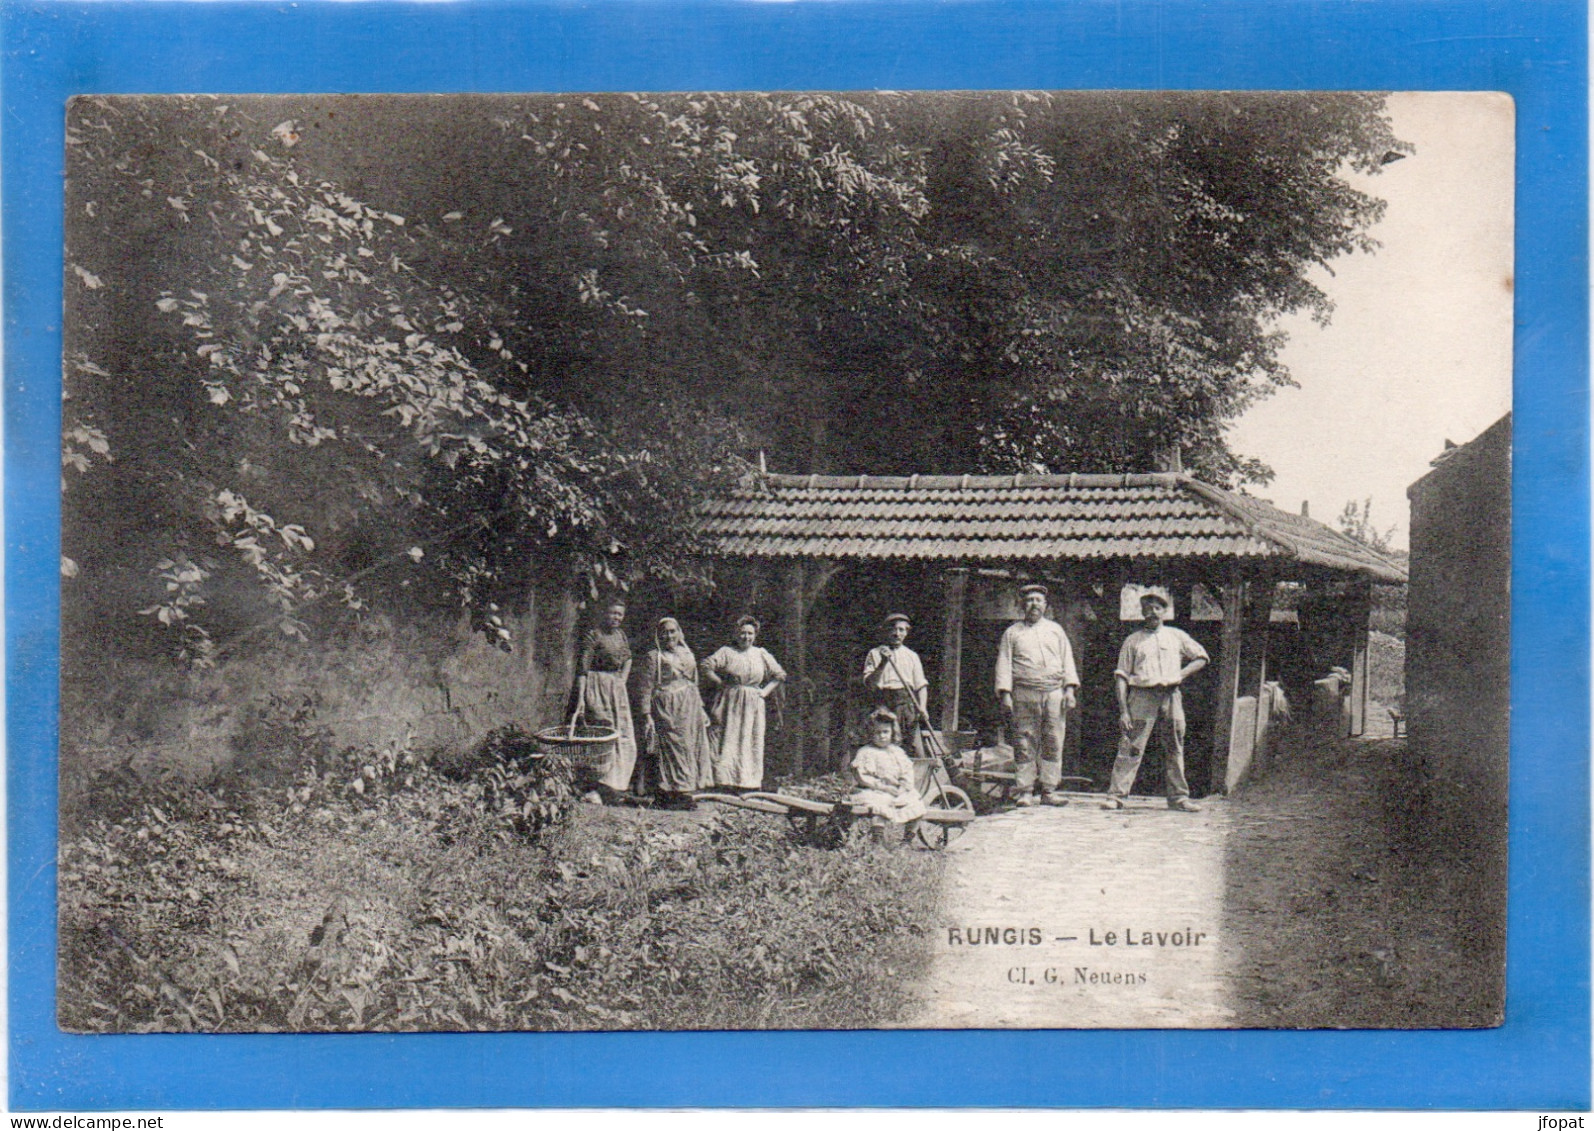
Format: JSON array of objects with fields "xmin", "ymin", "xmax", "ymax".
[
  {"xmin": 909, "ymin": 727, "xmax": 1503, "ymax": 1030},
  {"xmin": 1219, "ymin": 730, "xmax": 1504, "ymax": 1028}
]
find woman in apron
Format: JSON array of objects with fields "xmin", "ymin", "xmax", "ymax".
[
  {"xmin": 700, "ymin": 616, "xmax": 786, "ymax": 790},
  {"xmin": 575, "ymin": 598, "xmax": 638, "ymax": 802},
  {"xmin": 639, "ymin": 617, "xmax": 713, "ymax": 809}
]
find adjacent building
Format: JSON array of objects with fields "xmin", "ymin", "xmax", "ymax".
[{"xmin": 1405, "ymin": 414, "xmax": 1511, "ymax": 851}]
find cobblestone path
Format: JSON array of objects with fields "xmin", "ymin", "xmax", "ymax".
[{"xmin": 910, "ymin": 794, "xmax": 1237, "ymax": 1028}]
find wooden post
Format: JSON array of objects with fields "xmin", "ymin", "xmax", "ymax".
[
  {"xmin": 1058, "ymin": 580, "xmax": 1090, "ymax": 770},
  {"xmin": 740, "ymin": 558, "xmax": 770, "ymax": 626},
  {"xmin": 940, "ymin": 568, "xmax": 969, "ymax": 735},
  {"xmin": 1348, "ymin": 578, "xmax": 1373, "ymax": 737},
  {"xmin": 1248, "ymin": 578, "xmax": 1275, "ymax": 767},
  {"xmin": 1210, "ymin": 569, "xmax": 1246, "ymax": 793},
  {"xmin": 1224, "ymin": 572, "xmax": 1275, "ymax": 787},
  {"xmin": 780, "ymin": 559, "xmax": 809, "ymax": 777}
]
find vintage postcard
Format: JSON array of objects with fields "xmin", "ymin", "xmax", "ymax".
[{"xmin": 55, "ymin": 89, "xmax": 1513, "ymax": 1037}]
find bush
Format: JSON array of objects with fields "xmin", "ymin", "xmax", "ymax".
[
  {"xmin": 1370, "ymin": 583, "xmax": 1407, "ymax": 640},
  {"xmin": 59, "ymin": 730, "xmax": 940, "ymax": 1032}
]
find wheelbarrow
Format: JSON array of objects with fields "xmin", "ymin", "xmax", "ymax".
[
  {"xmin": 957, "ymin": 742, "xmax": 1093, "ymax": 808},
  {"xmin": 695, "ymin": 789, "xmax": 977, "ymax": 850}
]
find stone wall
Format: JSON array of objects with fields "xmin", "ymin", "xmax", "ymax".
[{"xmin": 61, "ymin": 576, "xmax": 579, "ymax": 788}]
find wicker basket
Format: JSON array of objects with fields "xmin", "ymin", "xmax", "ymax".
[{"xmin": 533, "ymin": 724, "xmax": 619, "ymax": 769}]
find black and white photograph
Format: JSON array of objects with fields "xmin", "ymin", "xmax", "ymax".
[{"xmin": 58, "ymin": 90, "xmax": 1511, "ymax": 1033}]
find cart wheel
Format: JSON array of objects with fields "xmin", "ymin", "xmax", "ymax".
[
  {"xmin": 971, "ymin": 776, "xmax": 1010, "ymax": 812},
  {"xmin": 918, "ymin": 785, "xmax": 975, "ymax": 850}
]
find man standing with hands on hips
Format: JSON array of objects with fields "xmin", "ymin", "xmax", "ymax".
[
  {"xmin": 995, "ymin": 583, "xmax": 1079, "ymax": 807},
  {"xmin": 1104, "ymin": 591, "xmax": 1209, "ymax": 812}
]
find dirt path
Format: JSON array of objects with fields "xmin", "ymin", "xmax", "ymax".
[
  {"xmin": 1217, "ymin": 733, "xmax": 1504, "ymax": 1028},
  {"xmin": 909, "ymin": 728, "xmax": 1503, "ymax": 1030},
  {"xmin": 910, "ymin": 795, "xmax": 1236, "ymax": 1028}
]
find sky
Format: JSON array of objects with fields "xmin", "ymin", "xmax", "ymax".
[{"xmin": 1225, "ymin": 92, "xmax": 1515, "ymax": 550}]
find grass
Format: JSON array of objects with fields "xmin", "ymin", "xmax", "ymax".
[{"xmin": 58, "ymin": 728, "xmax": 943, "ymax": 1033}]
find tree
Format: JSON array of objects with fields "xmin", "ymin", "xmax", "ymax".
[
  {"xmin": 275, "ymin": 92, "xmax": 1403, "ymax": 478},
  {"xmin": 1337, "ymin": 498, "xmax": 1400, "ymax": 555},
  {"xmin": 64, "ymin": 92, "xmax": 1406, "ymax": 662},
  {"xmin": 64, "ymin": 97, "xmax": 744, "ymax": 663}
]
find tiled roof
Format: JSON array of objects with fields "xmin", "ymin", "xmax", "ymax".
[{"xmin": 698, "ymin": 472, "xmax": 1407, "ymax": 582}]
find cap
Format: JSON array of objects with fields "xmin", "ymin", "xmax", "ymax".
[
  {"xmin": 1139, "ymin": 591, "xmax": 1170, "ymax": 609},
  {"xmin": 883, "ymin": 612, "xmax": 912, "ymax": 627},
  {"xmin": 1019, "ymin": 583, "xmax": 1049, "ymax": 598}
]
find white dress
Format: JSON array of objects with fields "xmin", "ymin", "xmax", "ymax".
[
  {"xmin": 849, "ymin": 742, "xmax": 929, "ymax": 824},
  {"xmin": 702, "ymin": 645, "xmax": 785, "ymax": 788}
]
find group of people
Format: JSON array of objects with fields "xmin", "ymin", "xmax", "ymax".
[
  {"xmin": 568, "ymin": 580, "xmax": 1212, "ymax": 818},
  {"xmin": 994, "ymin": 582, "xmax": 1210, "ymax": 812},
  {"xmin": 573, "ymin": 600, "xmax": 786, "ymax": 810},
  {"xmin": 852, "ymin": 582, "xmax": 1213, "ymax": 820}
]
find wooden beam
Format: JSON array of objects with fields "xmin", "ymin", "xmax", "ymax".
[
  {"xmin": 780, "ymin": 559, "xmax": 808, "ymax": 778},
  {"xmin": 1348, "ymin": 579, "xmax": 1373, "ymax": 737},
  {"xmin": 1248, "ymin": 576, "xmax": 1275, "ymax": 768},
  {"xmin": 940, "ymin": 568, "xmax": 969, "ymax": 734},
  {"xmin": 805, "ymin": 558, "xmax": 843, "ymax": 607},
  {"xmin": 1210, "ymin": 569, "xmax": 1245, "ymax": 793}
]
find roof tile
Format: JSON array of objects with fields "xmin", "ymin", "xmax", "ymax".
[{"xmin": 696, "ymin": 473, "xmax": 1405, "ymax": 581}]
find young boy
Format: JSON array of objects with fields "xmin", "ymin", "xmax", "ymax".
[{"xmin": 849, "ymin": 706, "xmax": 928, "ymax": 845}]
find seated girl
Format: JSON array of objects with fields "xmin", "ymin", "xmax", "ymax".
[{"xmin": 849, "ymin": 706, "xmax": 928, "ymax": 845}]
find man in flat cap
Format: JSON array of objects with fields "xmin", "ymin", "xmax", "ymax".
[
  {"xmin": 995, "ymin": 583, "xmax": 1080, "ymax": 806},
  {"xmin": 862, "ymin": 612, "xmax": 930, "ymax": 758},
  {"xmin": 1104, "ymin": 590, "xmax": 1209, "ymax": 812}
]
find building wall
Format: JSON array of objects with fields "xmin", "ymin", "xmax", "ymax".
[{"xmin": 1405, "ymin": 414, "xmax": 1511, "ymax": 854}]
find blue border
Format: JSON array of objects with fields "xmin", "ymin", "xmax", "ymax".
[{"xmin": 5, "ymin": 0, "xmax": 1587, "ymax": 1111}]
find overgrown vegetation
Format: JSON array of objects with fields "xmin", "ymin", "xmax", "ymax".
[
  {"xmin": 59, "ymin": 724, "xmax": 941, "ymax": 1033},
  {"xmin": 1367, "ymin": 630, "xmax": 1406, "ymax": 710}
]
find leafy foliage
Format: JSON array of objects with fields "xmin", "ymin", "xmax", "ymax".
[
  {"xmin": 1337, "ymin": 497, "xmax": 1400, "ymax": 554},
  {"xmin": 64, "ymin": 93, "xmax": 1404, "ymax": 662},
  {"xmin": 64, "ymin": 96, "xmax": 746, "ymax": 663}
]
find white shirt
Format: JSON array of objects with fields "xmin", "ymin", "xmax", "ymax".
[
  {"xmin": 1115, "ymin": 625, "xmax": 1209, "ymax": 688},
  {"xmin": 863, "ymin": 643, "xmax": 927, "ymax": 715},
  {"xmin": 994, "ymin": 617, "xmax": 1080, "ymax": 694},
  {"xmin": 863, "ymin": 644, "xmax": 927, "ymax": 691},
  {"xmin": 850, "ymin": 742, "xmax": 917, "ymax": 795}
]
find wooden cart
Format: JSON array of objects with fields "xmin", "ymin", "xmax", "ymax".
[
  {"xmin": 957, "ymin": 743, "xmax": 1092, "ymax": 808},
  {"xmin": 696, "ymin": 786, "xmax": 976, "ymax": 850}
]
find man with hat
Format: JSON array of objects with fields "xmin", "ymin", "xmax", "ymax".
[
  {"xmin": 1104, "ymin": 590, "xmax": 1209, "ymax": 812},
  {"xmin": 995, "ymin": 583, "xmax": 1080, "ymax": 806},
  {"xmin": 862, "ymin": 612, "xmax": 930, "ymax": 758}
]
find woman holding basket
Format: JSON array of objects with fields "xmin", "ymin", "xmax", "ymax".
[{"xmin": 574, "ymin": 597, "xmax": 638, "ymax": 802}]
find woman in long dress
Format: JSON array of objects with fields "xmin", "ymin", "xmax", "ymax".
[
  {"xmin": 638, "ymin": 617, "xmax": 713, "ymax": 809},
  {"xmin": 700, "ymin": 616, "xmax": 786, "ymax": 790},
  {"xmin": 575, "ymin": 598, "xmax": 638, "ymax": 801}
]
